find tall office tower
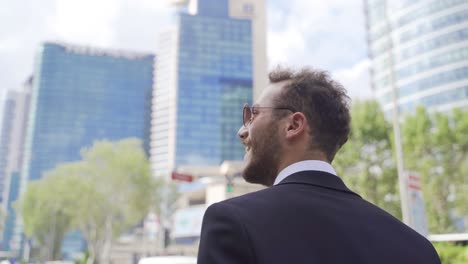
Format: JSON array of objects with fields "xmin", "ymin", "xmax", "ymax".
[
  {"xmin": 151, "ymin": 0, "xmax": 266, "ymax": 179},
  {"xmin": 0, "ymin": 94, "xmax": 15, "ymax": 206},
  {"xmin": 0, "ymin": 78, "xmax": 32, "ymax": 251},
  {"xmin": 230, "ymin": 0, "xmax": 267, "ymax": 100},
  {"xmin": 11, "ymin": 43, "xmax": 154, "ymax": 257},
  {"xmin": 365, "ymin": 0, "xmax": 468, "ymax": 114}
]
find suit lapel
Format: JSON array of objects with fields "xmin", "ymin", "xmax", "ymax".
[{"xmin": 277, "ymin": 170, "xmax": 361, "ymax": 198}]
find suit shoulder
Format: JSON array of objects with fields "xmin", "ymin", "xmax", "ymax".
[{"xmin": 216, "ymin": 186, "xmax": 280, "ymax": 208}]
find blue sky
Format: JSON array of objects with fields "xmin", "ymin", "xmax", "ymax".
[
  {"xmin": 268, "ymin": 0, "xmax": 371, "ymax": 99},
  {"xmin": 269, "ymin": 0, "xmax": 368, "ymax": 70},
  {"xmin": 0, "ymin": 0, "xmax": 371, "ymax": 101}
]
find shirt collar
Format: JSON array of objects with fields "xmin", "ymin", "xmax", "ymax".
[{"xmin": 273, "ymin": 160, "xmax": 337, "ymax": 185}]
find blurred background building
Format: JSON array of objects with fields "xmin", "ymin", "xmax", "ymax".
[
  {"xmin": 0, "ymin": 0, "xmax": 465, "ymax": 261},
  {"xmin": 150, "ymin": 0, "xmax": 266, "ymax": 179},
  {"xmin": 365, "ymin": 0, "xmax": 468, "ymax": 114},
  {"xmin": 0, "ymin": 0, "xmax": 268, "ymax": 259},
  {"xmin": 9, "ymin": 43, "xmax": 154, "ymax": 258},
  {"xmin": 145, "ymin": 0, "xmax": 267, "ymax": 255},
  {"xmin": 0, "ymin": 78, "xmax": 32, "ymax": 251},
  {"xmin": 168, "ymin": 161, "xmax": 263, "ymax": 253}
]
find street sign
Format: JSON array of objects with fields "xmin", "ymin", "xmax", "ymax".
[
  {"xmin": 144, "ymin": 212, "xmax": 160, "ymax": 241},
  {"xmin": 406, "ymin": 172, "xmax": 428, "ymax": 236},
  {"xmin": 171, "ymin": 171, "xmax": 194, "ymax": 182},
  {"xmin": 172, "ymin": 205, "xmax": 206, "ymax": 238}
]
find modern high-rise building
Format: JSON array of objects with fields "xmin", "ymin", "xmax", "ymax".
[
  {"xmin": 0, "ymin": 78, "xmax": 32, "ymax": 251},
  {"xmin": 365, "ymin": 0, "xmax": 468, "ymax": 114},
  {"xmin": 0, "ymin": 95, "xmax": 15, "ymax": 205},
  {"xmin": 151, "ymin": 0, "xmax": 266, "ymax": 179},
  {"xmin": 11, "ymin": 42, "xmax": 154, "ymax": 257}
]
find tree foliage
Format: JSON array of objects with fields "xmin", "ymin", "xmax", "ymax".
[
  {"xmin": 334, "ymin": 100, "xmax": 401, "ymax": 218},
  {"xmin": 335, "ymin": 100, "xmax": 467, "ymax": 233},
  {"xmin": 433, "ymin": 243, "xmax": 468, "ymax": 264},
  {"xmin": 19, "ymin": 165, "xmax": 80, "ymax": 260},
  {"xmin": 18, "ymin": 138, "xmax": 170, "ymax": 263},
  {"xmin": 402, "ymin": 107, "xmax": 468, "ymax": 233}
]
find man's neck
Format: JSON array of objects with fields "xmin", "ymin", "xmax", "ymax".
[{"xmin": 277, "ymin": 151, "xmax": 328, "ymax": 175}]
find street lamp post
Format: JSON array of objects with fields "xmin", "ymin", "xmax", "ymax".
[
  {"xmin": 384, "ymin": 0, "xmax": 410, "ymax": 225},
  {"xmin": 220, "ymin": 161, "xmax": 244, "ymax": 197}
]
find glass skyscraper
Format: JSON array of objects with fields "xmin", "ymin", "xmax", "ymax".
[
  {"xmin": 0, "ymin": 78, "xmax": 32, "ymax": 251},
  {"xmin": 12, "ymin": 43, "xmax": 154, "ymax": 256},
  {"xmin": 0, "ymin": 94, "xmax": 15, "ymax": 203},
  {"xmin": 365, "ymin": 0, "xmax": 468, "ymax": 114},
  {"xmin": 151, "ymin": 0, "xmax": 265, "ymax": 178},
  {"xmin": 0, "ymin": 93, "xmax": 17, "ymax": 250}
]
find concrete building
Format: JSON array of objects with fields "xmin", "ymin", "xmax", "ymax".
[
  {"xmin": 168, "ymin": 161, "xmax": 263, "ymax": 254},
  {"xmin": 365, "ymin": 0, "xmax": 468, "ymax": 114}
]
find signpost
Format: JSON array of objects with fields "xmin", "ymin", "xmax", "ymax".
[
  {"xmin": 406, "ymin": 172, "xmax": 428, "ymax": 236},
  {"xmin": 220, "ymin": 161, "xmax": 244, "ymax": 195},
  {"xmin": 171, "ymin": 171, "xmax": 194, "ymax": 182}
]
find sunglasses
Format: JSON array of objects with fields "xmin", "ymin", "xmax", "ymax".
[{"xmin": 243, "ymin": 103, "xmax": 296, "ymax": 127}]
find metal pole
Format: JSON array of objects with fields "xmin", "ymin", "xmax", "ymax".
[
  {"xmin": 384, "ymin": 0, "xmax": 410, "ymax": 225},
  {"xmin": 23, "ymin": 238, "xmax": 30, "ymax": 262},
  {"xmin": 47, "ymin": 209, "xmax": 57, "ymax": 261}
]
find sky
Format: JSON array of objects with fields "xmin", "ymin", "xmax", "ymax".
[{"xmin": 0, "ymin": 0, "xmax": 372, "ymax": 101}]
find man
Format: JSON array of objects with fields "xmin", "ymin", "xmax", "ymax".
[{"xmin": 197, "ymin": 67, "xmax": 440, "ymax": 264}]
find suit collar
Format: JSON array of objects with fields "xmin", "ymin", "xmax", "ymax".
[
  {"xmin": 276, "ymin": 170, "xmax": 361, "ymax": 198},
  {"xmin": 274, "ymin": 160, "xmax": 337, "ymax": 185}
]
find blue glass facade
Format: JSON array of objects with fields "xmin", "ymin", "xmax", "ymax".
[
  {"xmin": 366, "ymin": 0, "xmax": 468, "ymax": 113},
  {"xmin": 19, "ymin": 43, "xmax": 154, "ymax": 256},
  {"xmin": 174, "ymin": 3, "xmax": 252, "ymax": 167},
  {"xmin": 2, "ymin": 171, "xmax": 20, "ymax": 250},
  {"xmin": 0, "ymin": 93, "xmax": 16, "ymax": 250},
  {"xmin": 197, "ymin": 0, "xmax": 229, "ymax": 17},
  {"xmin": 0, "ymin": 97, "xmax": 15, "ymax": 203},
  {"xmin": 0, "ymin": 81, "xmax": 31, "ymax": 252},
  {"xmin": 27, "ymin": 43, "xmax": 154, "ymax": 180}
]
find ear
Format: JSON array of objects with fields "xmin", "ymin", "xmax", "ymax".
[{"xmin": 285, "ymin": 112, "xmax": 308, "ymax": 140}]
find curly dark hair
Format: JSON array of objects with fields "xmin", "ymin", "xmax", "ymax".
[{"xmin": 269, "ymin": 66, "xmax": 351, "ymax": 162}]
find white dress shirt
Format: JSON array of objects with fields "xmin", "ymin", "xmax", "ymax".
[{"xmin": 273, "ymin": 160, "xmax": 337, "ymax": 185}]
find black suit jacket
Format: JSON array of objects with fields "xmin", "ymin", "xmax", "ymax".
[{"xmin": 197, "ymin": 171, "xmax": 440, "ymax": 264}]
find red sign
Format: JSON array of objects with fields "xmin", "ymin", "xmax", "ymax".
[
  {"xmin": 408, "ymin": 174, "xmax": 421, "ymax": 190},
  {"xmin": 171, "ymin": 171, "xmax": 194, "ymax": 182}
]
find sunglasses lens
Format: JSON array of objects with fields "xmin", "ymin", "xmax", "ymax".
[{"xmin": 243, "ymin": 105, "xmax": 251, "ymax": 126}]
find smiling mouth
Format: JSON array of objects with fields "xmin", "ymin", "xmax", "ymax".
[{"xmin": 245, "ymin": 146, "xmax": 251, "ymax": 153}]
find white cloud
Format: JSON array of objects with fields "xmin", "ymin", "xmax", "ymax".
[
  {"xmin": 0, "ymin": 0, "xmax": 174, "ymax": 95},
  {"xmin": 0, "ymin": 0, "xmax": 369, "ymax": 98},
  {"xmin": 52, "ymin": 0, "xmax": 173, "ymax": 51},
  {"xmin": 333, "ymin": 59, "xmax": 373, "ymax": 100},
  {"xmin": 53, "ymin": 0, "xmax": 122, "ymax": 47},
  {"xmin": 266, "ymin": 0, "xmax": 370, "ymax": 99},
  {"xmin": 0, "ymin": 36, "xmax": 20, "ymax": 52},
  {"xmin": 111, "ymin": 1, "xmax": 172, "ymax": 52},
  {"xmin": 268, "ymin": 27, "xmax": 306, "ymax": 66},
  {"xmin": 267, "ymin": 0, "xmax": 367, "ymax": 71}
]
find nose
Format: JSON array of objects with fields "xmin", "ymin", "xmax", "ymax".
[{"xmin": 238, "ymin": 125, "xmax": 248, "ymax": 142}]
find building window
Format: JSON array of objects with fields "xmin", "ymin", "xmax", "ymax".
[{"xmin": 243, "ymin": 3, "xmax": 254, "ymax": 15}]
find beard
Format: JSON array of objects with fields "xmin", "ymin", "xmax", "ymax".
[{"xmin": 242, "ymin": 121, "xmax": 282, "ymax": 186}]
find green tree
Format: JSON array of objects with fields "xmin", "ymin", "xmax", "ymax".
[
  {"xmin": 19, "ymin": 138, "xmax": 165, "ymax": 263},
  {"xmin": 334, "ymin": 100, "xmax": 401, "ymax": 218},
  {"xmin": 402, "ymin": 107, "xmax": 468, "ymax": 233},
  {"xmin": 434, "ymin": 243, "xmax": 468, "ymax": 264},
  {"xmin": 72, "ymin": 138, "xmax": 161, "ymax": 264},
  {"xmin": 452, "ymin": 108, "xmax": 468, "ymax": 218},
  {"xmin": 18, "ymin": 162, "xmax": 83, "ymax": 260}
]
